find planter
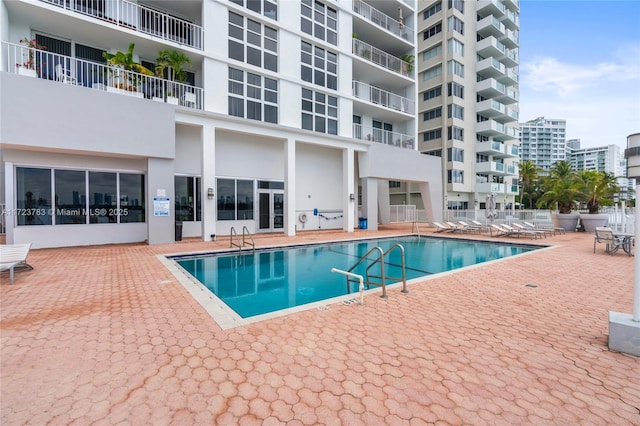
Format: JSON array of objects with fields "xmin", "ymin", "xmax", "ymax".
[
  {"xmin": 551, "ymin": 213, "xmax": 580, "ymax": 232},
  {"xmin": 579, "ymin": 213, "xmax": 609, "ymax": 233},
  {"xmin": 166, "ymin": 96, "xmax": 179, "ymax": 105},
  {"xmin": 18, "ymin": 68, "xmax": 37, "ymax": 78}
]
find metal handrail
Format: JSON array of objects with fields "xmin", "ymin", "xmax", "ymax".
[
  {"xmin": 331, "ymin": 268, "xmax": 364, "ymax": 305},
  {"xmin": 230, "ymin": 227, "xmax": 241, "ymax": 250},
  {"xmin": 347, "ymin": 246, "xmax": 386, "ymax": 298},
  {"xmin": 242, "ymin": 226, "xmax": 255, "ymax": 253},
  {"xmin": 383, "ymin": 244, "xmax": 408, "ymax": 294}
]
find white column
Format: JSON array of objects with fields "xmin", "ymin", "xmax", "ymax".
[
  {"xmin": 343, "ymin": 147, "xmax": 355, "ymax": 232},
  {"xmin": 634, "ymin": 182, "xmax": 640, "ymax": 322},
  {"xmin": 362, "ymin": 177, "xmax": 378, "ymax": 231},
  {"xmin": 202, "ymin": 125, "xmax": 216, "ymax": 241},
  {"xmin": 4, "ymin": 162, "xmax": 15, "ymax": 244},
  {"xmin": 285, "ymin": 138, "xmax": 296, "ymax": 236}
]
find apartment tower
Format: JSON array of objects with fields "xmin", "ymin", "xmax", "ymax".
[{"xmin": 520, "ymin": 117, "xmax": 567, "ymax": 175}]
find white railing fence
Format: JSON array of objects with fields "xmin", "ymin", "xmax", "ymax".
[
  {"xmin": 353, "ymin": 123, "xmax": 414, "ymax": 149},
  {"xmin": 390, "ymin": 205, "xmax": 417, "ymax": 223}
]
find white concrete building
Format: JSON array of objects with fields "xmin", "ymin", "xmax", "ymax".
[
  {"xmin": 519, "ymin": 117, "xmax": 567, "ymax": 175},
  {"xmin": 412, "ymin": 0, "xmax": 520, "ymax": 212},
  {"xmin": 0, "ymin": 0, "xmax": 443, "ymax": 248}
]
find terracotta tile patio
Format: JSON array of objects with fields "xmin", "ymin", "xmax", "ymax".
[{"xmin": 1, "ymin": 225, "xmax": 639, "ymax": 424}]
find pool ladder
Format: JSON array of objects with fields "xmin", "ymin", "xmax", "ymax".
[
  {"xmin": 336, "ymin": 244, "xmax": 408, "ymax": 299},
  {"xmin": 230, "ymin": 226, "xmax": 255, "ymax": 253}
]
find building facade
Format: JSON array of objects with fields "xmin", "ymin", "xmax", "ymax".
[
  {"xmin": 412, "ymin": 0, "xmax": 520, "ymax": 212},
  {"xmin": 519, "ymin": 117, "xmax": 567, "ymax": 175},
  {"xmin": 0, "ymin": 0, "xmax": 443, "ymax": 249}
]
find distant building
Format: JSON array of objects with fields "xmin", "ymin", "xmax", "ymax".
[
  {"xmin": 568, "ymin": 144, "xmax": 626, "ymax": 176},
  {"xmin": 519, "ymin": 117, "xmax": 567, "ymax": 174}
]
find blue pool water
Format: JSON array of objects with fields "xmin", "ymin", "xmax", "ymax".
[{"xmin": 174, "ymin": 236, "xmax": 538, "ymax": 318}]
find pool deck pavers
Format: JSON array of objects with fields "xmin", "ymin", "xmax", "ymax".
[{"xmin": 1, "ymin": 224, "xmax": 639, "ymax": 425}]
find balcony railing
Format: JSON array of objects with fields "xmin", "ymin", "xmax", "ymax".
[
  {"xmin": 353, "ymin": 124, "xmax": 414, "ymax": 150},
  {"xmin": 38, "ymin": 0, "xmax": 203, "ymax": 50},
  {"xmin": 2, "ymin": 41, "xmax": 202, "ymax": 109},
  {"xmin": 353, "ymin": 39, "xmax": 412, "ymax": 77},
  {"xmin": 352, "ymin": 0, "xmax": 413, "ymax": 40},
  {"xmin": 352, "ymin": 81, "xmax": 415, "ymax": 114}
]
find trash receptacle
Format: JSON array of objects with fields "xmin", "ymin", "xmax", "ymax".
[
  {"xmin": 358, "ymin": 217, "xmax": 367, "ymax": 230},
  {"xmin": 175, "ymin": 221, "xmax": 183, "ymax": 241}
]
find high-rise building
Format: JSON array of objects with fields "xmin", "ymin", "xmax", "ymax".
[
  {"xmin": 519, "ymin": 117, "xmax": 567, "ymax": 174},
  {"xmin": 0, "ymin": 0, "xmax": 443, "ymax": 248},
  {"xmin": 415, "ymin": 0, "xmax": 521, "ymax": 211},
  {"xmin": 569, "ymin": 144, "xmax": 626, "ymax": 176}
]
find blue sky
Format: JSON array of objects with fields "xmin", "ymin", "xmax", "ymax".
[{"xmin": 519, "ymin": 0, "xmax": 640, "ymax": 150}]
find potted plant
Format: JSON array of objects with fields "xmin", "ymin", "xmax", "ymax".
[
  {"xmin": 102, "ymin": 43, "xmax": 153, "ymax": 95},
  {"xmin": 155, "ymin": 50, "xmax": 192, "ymax": 104},
  {"xmin": 401, "ymin": 54, "xmax": 414, "ymax": 75},
  {"xmin": 577, "ymin": 170, "xmax": 619, "ymax": 232},
  {"xmin": 536, "ymin": 160, "xmax": 584, "ymax": 231},
  {"xmin": 17, "ymin": 36, "xmax": 46, "ymax": 77}
]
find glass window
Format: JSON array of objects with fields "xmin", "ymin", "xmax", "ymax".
[
  {"xmin": 89, "ymin": 171, "xmax": 117, "ymax": 224},
  {"xmin": 16, "ymin": 167, "xmax": 52, "ymax": 226},
  {"xmin": 423, "ymin": 86, "xmax": 442, "ymax": 101},
  {"xmin": 301, "ymin": 0, "xmax": 337, "ymax": 45},
  {"xmin": 301, "ymin": 88, "xmax": 337, "ymax": 134},
  {"xmin": 423, "ymin": 45, "xmax": 442, "ymax": 61},
  {"xmin": 228, "ymin": 12, "xmax": 278, "ymax": 71},
  {"xmin": 55, "ymin": 169, "xmax": 86, "ymax": 225},
  {"xmin": 228, "ymin": 67, "xmax": 278, "ymax": 123},
  {"xmin": 237, "ymin": 180, "xmax": 254, "ymax": 220},
  {"xmin": 217, "ymin": 179, "xmax": 236, "ymax": 221},
  {"xmin": 120, "ymin": 173, "xmax": 145, "ymax": 223},
  {"xmin": 175, "ymin": 176, "xmax": 197, "ymax": 222},
  {"xmin": 423, "ymin": 2, "xmax": 442, "ymax": 19}
]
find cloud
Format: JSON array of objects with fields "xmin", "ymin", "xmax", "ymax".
[{"xmin": 521, "ymin": 57, "xmax": 633, "ymax": 97}]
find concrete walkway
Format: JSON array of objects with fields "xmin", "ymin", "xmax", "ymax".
[{"xmin": 1, "ymin": 225, "xmax": 638, "ymax": 424}]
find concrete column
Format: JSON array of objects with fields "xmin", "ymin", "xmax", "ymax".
[
  {"xmin": 361, "ymin": 177, "xmax": 378, "ymax": 231},
  {"xmin": 3, "ymin": 162, "xmax": 14, "ymax": 244},
  {"xmin": 377, "ymin": 179, "xmax": 390, "ymax": 225},
  {"xmin": 343, "ymin": 147, "xmax": 355, "ymax": 232},
  {"xmin": 285, "ymin": 138, "xmax": 296, "ymax": 236},
  {"xmin": 202, "ymin": 124, "xmax": 216, "ymax": 241},
  {"xmin": 147, "ymin": 158, "xmax": 176, "ymax": 244}
]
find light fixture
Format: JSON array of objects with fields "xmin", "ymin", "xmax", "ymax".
[
  {"xmin": 207, "ymin": 188, "xmax": 214, "ymax": 199},
  {"xmin": 349, "ymin": 193, "xmax": 355, "ymax": 201}
]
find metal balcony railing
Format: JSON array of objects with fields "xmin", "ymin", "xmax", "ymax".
[
  {"xmin": 352, "ymin": 81, "xmax": 415, "ymax": 114},
  {"xmin": 352, "ymin": 39, "xmax": 412, "ymax": 77},
  {"xmin": 352, "ymin": 0, "xmax": 413, "ymax": 40},
  {"xmin": 2, "ymin": 41, "xmax": 202, "ymax": 109},
  {"xmin": 38, "ymin": 0, "xmax": 203, "ymax": 50},
  {"xmin": 353, "ymin": 123, "xmax": 414, "ymax": 150}
]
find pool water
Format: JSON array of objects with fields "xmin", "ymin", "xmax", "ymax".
[{"xmin": 174, "ymin": 236, "xmax": 537, "ymax": 318}]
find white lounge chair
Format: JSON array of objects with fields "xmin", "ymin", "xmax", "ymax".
[
  {"xmin": 0, "ymin": 243, "xmax": 33, "ymax": 284},
  {"xmin": 432, "ymin": 222, "xmax": 454, "ymax": 233},
  {"xmin": 490, "ymin": 224, "xmax": 514, "ymax": 237},
  {"xmin": 501, "ymin": 224, "xmax": 541, "ymax": 239},
  {"xmin": 512, "ymin": 223, "xmax": 547, "ymax": 238}
]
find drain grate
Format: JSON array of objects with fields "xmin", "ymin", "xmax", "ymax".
[{"xmin": 525, "ymin": 284, "xmax": 538, "ymax": 288}]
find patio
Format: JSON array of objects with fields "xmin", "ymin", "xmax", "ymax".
[{"xmin": 1, "ymin": 225, "xmax": 638, "ymax": 424}]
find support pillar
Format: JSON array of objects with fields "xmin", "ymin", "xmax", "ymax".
[
  {"xmin": 285, "ymin": 138, "xmax": 296, "ymax": 236},
  {"xmin": 343, "ymin": 147, "xmax": 355, "ymax": 232},
  {"xmin": 202, "ymin": 125, "xmax": 216, "ymax": 241}
]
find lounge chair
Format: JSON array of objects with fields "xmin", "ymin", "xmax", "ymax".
[
  {"xmin": 512, "ymin": 223, "xmax": 548, "ymax": 238},
  {"xmin": 458, "ymin": 221, "xmax": 484, "ymax": 234},
  {"xmin": 432, "ymin": 222, "xmax": 454, "ymax": 233},
  {"xmin": 445, "ymin": 221, "xmax": 465, "ymax": 232},
  {"xmin": 523, "ymin": 221, "xmax": 565, "ymax": 235},
  {"xmin": 490, "ymin": 224, "xmax": 513, "ymax": 237},
  {"xmin": 501, "ymin": 224, "xmax": 541, "ymax": 239},
  {"xmin": 0, "ymin": 243, "xmax": 33, "ymax": 284},
  {"xmin": 593, "ymin": 227, "xmax": 626, "ymax": 255}
]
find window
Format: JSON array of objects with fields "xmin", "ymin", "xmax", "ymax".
[
  {"xmin": 217, "ymin": 178, "xmax": 254, "ymax": 220},
  {"xmin": 447, "ymin": 60, "xmax": 464, "ymax": 77},
  {"xmin": 447, "ymin": 169, "xmax": 464, "ymax": 184},
  {"xmin": 447, "ymin": 16, "xmax": 464, "ymax": 35},
  {"xmin": 389, "ymin": 181, "xmax": 401, "ymax": 188},
  {"xmin": 423, "ymin": 65, "xmax": 442, "ymax": 81},
  {"xmin": 448, "ymin": 125, "xmax": 464, "ymax": 141},
  {"xmin": 447, "ymin": 82, "xmax": 464, "ymax": 99},
  {"xmin": 301, "ymin": 41, "xmax": 338, "ymax": 90},
  {"xmin": 230, "ymin": 0, "xmax": 278, "ymax": 20},
  {"xmin": 228, "ymin": 12, "xmax": 278, "ymax": 72},
  {"xmin": 423, "ymin": 23, "xmax": 442, "ymax": 40},
  {"xmin": 447, "ymin": 38, "xmax": 464, "ymax": 56},
  {"xmin": 448, "ymin": 0, "xmax": 464, "ymax": 13},
  {"xmin": 448, "ymin": 104, "xmax": 464, "ymax": 119},
  {"xmin": 16, "ymin": 167, "xmax": 144, "ymax": 226},
  {"xmin": 423, "ymin": 107, "xmax": 442, "ymax": 121},
  {"xmin": 175, "ymin": 176, "xmax": 202, "ymax": 222},
  {"xmin": 422, "ymin": 45, "xmax": 441, "ymax": 61},
  {"xmin": 423, "ymin": 129, "xmax": 442, "ymax": 141},
  {"xmin": 423, "ymin": 86, "xmax": 442, "ymax": 101},
  {"xmin": 228, "ymin": 67, "xmax": 278, "ymax": 123},
  {"xmin": 447, "ymin": 147, "xmax": 464, "ymax": 162},
  {"xmin": 302, "ymin": 88, "xmax": 338, "ymax": 134},
  {"xmin": 423, "ymin": 2, "xmax": 442, "ymax": 19},
  {"xmin": 301, "ymin": 0, "xmax": 337, "ymax": 45}
]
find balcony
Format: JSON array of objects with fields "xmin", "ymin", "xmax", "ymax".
[
  {"xmin": 501, "ymin": 29, "xmax": 519, "ymax": 49},
  {"xmin": 352, "ymin": 81, "xmax": 414, "ymax": 115},
  {"xmin": 497, "ymin": 67, "xmax": 518, "ymax": 85},
  {"xmin": 476, "ymin": 140, "xmax": 506, "ymax": 157},
  {"xmin": 353, "ymin": 124, "xmax": 414, "ymax": 150},
  {"xmin": 477, "ymin": 15, "xmax": 505, "ymax": 39},
  {"xmin": 353, "ymin": 39, "xmax": 412, "ymax": 78},
  {"xmin": 37, "ymin": 0, "xmax": 203, "ymax": 50},
  {"xmin": 476, "ymin": 182, "xmax": 506, "ymax": 194},
  {"xmin": 2, "ymin": 41, "xmax": 202, "ymax": 109},
  {"xmin": 495, "ymin": 87, "xmax": 518, "ymax": 104},
  {"xmin": 477, "ymin": 99, "xmax": 505, "ymax": 118},
  {"xmin": 477, "ymin": 36, "xmax": 505, "ymax": 58},
  {"xmin": 502, "ymin": 9, "xmax": 519, "ymax": 30},
  {"xmin": 500, "ymin": 48, "xmax": 519, "ymax": 67},
  {"xmin": 477, "ymin": 0, "xmax": 506, "ymax": 18},
  {"xmin": 476, "ymin": 161, "xmax": 514, "ymax": 176},
  {"xmin": 477, "ymin": 78, "xmax": 505, "ymax": 98},
  {"xmin": 352, "ymin": 0, "xmax": 412, "ymax": 41},
  {"xmin": 477, "ymin": 57, "xmax": 506, "ymax": 79}
]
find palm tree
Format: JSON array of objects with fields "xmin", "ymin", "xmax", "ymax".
[
  {"xmin": 577, "ymin": 170, "xmax": 619, "ymax": 214},
  {"xmin": 102, "ymin": 43, "xmax": 153, "ymax": 90},
  {"xmin": 518, "ymin": 160, "xmax": 541, "ymax": 209},
  {"xmin": 537, "ymin": 160, "xmax": 584, "ymax": 213},
  {"xmin": 155, "ymin": 50, "xmax": 192, "ymax": 82}
]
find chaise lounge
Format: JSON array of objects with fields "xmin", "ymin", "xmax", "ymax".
[{"xmin": 1, "ymin": 243, "xmax": 33, "ymax": 284}]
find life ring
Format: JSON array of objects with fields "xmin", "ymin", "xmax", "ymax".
[{"xmin": 299, "ymin": 213, "xmax": 308, "ymax": 223}]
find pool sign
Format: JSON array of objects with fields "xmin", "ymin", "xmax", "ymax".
[{"xmin": 153, "ymin": 197, "xmax": 170, "ymax": 217}]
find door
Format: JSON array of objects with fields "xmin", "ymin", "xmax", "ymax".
[{"xmin": 258, "ymin": 190, "xmax": 284, "ymax": 232}]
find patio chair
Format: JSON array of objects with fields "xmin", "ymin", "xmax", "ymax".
[
  {"xmin": 512, "ymin": 223, "xmax": 548, "ymax": 238},
  {"xmin": 501, "ymin": 224, "xmax": 541, "ymax": 239},
  {"xmin": 523, "ymin": 221, "xmax": 564, "ymax": 235},
  {"xmin": 593, "ymin": 227, "xmax": 625, "ymax": 255},
  {"xmin": 445, "ymin": 221, "xmax": 465, "ymax": 233},
  {"xmin": 55, "ymin": 64, "xmax": 77, "ymax": 85},
  {"xmin": 0, "ymin": 243, "xmax": 33, "ymax": 284},
  {"xmin": 458, "ymin": 221, "xmax": 484, "ymax": 234},
  {"xmin": 490, "ymin": 224, "xmax": 513, "ymax": 237},
  {"xmin": 432, "ymin": 222, "xmax": 454, "ymax": 233}
]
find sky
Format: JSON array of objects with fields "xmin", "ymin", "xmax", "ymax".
[{"xmin": 518, "ymin": 0, "xmax": 640, "ymax": 150}]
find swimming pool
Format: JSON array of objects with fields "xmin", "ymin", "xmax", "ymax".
[{"xmin": 171, "ymin": 236, "xmax": 538, "ymax": 320}]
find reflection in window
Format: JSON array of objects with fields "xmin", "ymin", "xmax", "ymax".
[
  {"xmin": 55, "ymin": 170, "xmax": 86, "ymax": 224},
  {"xmin": 120, "ymin": 173, "xmax": 145, "ymax": 223},
  {"xmin": 89, "ymin": 172, "xmax": 117, "ymax": 223},
  {"xmin": 175, "ymin": 176, "xmax": 201, "ymax": 222},
  {"xmin": 217, "ymin": 178, "xmax": 254, "ymax": 221},
  {"xmin": 16, "ymin": 167, "xmax": 52, "ymax": 226}
]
